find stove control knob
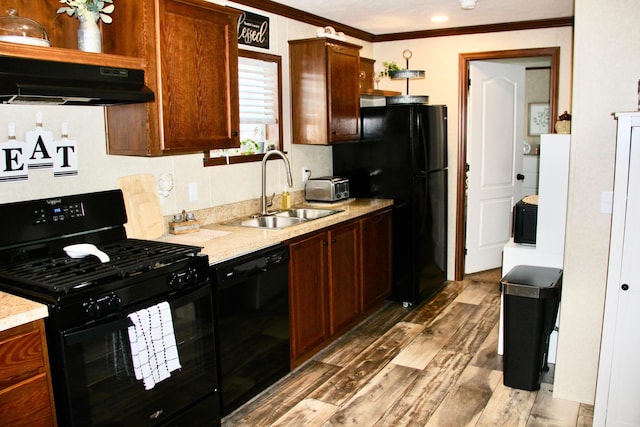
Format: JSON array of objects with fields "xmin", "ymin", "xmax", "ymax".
[
  {"xmin": 168, "ymin": 272, "xmax": 181, "ymax": 289},
  {"xmin": 83, "ymin": 299, "xmax": 101, "ymax": 319},
  {"xmin": 106, "ymin": 294, "xmax": 122, "ymax": 312},
  {"xmin": 83, "ymin": 294, "xmax": 121, "ymax": 319},
  {"xmin": 168, "ymin": 267, "xmax": 200, "ymax": 289},
  {"xmin": 185, "ymin": 267, "xmax": 199, "ymax": 286}
]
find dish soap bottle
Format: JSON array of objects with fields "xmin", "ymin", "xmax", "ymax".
[{"xmin": 281, "ymin": 188, "xmax": 291, "ymax": 210}]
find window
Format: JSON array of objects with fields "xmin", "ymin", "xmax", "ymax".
[{"xmin": 204, "ymin": 50, "xmax": 282, "ymax": 166}]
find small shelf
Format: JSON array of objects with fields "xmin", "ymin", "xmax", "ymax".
[
  {"xmin": 0, "ymin": 0, "xmax": 149, "ymax": 71},
  {"xmin": 360, "ymin": 89, "xmax": 402, "ymax": 97},
  {"xmin": 0, "ymin": 40, "xmax": 146, "ymax": 69},
  {"xmin": 388, "ymin": 69, "xmax": 425, "ymax": 79}
]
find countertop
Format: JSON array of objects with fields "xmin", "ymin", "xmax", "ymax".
[
  {"xmin": 0, "ymin": 198, "xmax": 392, "ymax": 331},
  {"xmin": 157, "ymin": 198, "xmax": 393, "ymax": 264},
  {"xmin": 0, "ymin": 292, "xmax": 48, "ymax": 333}
]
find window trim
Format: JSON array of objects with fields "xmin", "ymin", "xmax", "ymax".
[{"xmin": 204, "ymin": 49, "xmax": 283, "ymax": 167}]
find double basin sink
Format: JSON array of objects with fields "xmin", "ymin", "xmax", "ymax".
[{"xmin": 224, "ymin": 207, "xmax": 342, "ymax": 230}]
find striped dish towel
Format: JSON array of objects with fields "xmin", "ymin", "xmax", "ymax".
[{"xmin": 127, "ymin": 302, "xmax": 182, "ymax": 390}]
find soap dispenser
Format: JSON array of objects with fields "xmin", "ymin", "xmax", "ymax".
[{"xmin": 281, "ymin": 188, "xmax": 291, "ymax": 210}]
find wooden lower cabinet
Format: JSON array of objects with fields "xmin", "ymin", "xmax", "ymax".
[
  {"xmin": 361, "ymin": 209, "xmax": 393, "ymax": 311},
  {"xmin": 288, "ymin": 231, "xmax": 330, "ymax": 362},
  {"xmin": 288, "ymin": 211, "xmax": 390, "ymax": 367},
  {"xmin": 328, "ymin": 222, "xmax": 361, "ymax": 335},
  {"xmin": 0, "ymin": 320, "xmax": 57, "ymax": 427}
]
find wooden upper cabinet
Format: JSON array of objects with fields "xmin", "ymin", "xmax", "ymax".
[
  {"xmin": 155, "ymin": 0, "xmax": 240, "ymax": 153},
  {"xmin": 289, "ymin": 38, "xmax": 361, "ymax": 145},
  {"xmin": 107, "ymin": 0, "xmax": 241, "ymax": 155},
  {"xmin": 359, "ymin": 57, "xmax": 375, "ymax": 93},
  {"xmin": 359, "ymin": 57, "xmax": 402, "ymax": 98}
]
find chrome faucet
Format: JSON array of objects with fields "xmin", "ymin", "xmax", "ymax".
[{"xmin": 261, "ymin": 150, "xmax": 293, "ymax": 215}]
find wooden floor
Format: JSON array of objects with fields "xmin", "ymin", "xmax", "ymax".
[{"xmin": 222, "ymin": 269, "xmax": 594, "ymax": 427}]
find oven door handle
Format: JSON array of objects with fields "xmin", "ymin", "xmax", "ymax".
[
  {"xmin": 64, "ymin": 283, "xmax": 212, "ymax": 345},
  {"xmin": 65, "ymin": 317, "xmax": 134, "ymax": 346}
]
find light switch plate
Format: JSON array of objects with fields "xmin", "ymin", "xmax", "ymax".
[
  {"xmin": 601, "ymin": 191, "xmax": 613, "ymax": 214},
  {"xmin": 189, "ymin": 182, "xmax": 198, "ymax": 201}
]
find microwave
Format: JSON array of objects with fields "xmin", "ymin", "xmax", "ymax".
[{"xmin": 513, "ymin": 196, "xmax": 538, "ymax": 244}]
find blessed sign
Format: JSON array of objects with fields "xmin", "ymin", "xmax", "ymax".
[{"xmin": 237, "ymin": 10, "xmax": 269, "ymax": 49}]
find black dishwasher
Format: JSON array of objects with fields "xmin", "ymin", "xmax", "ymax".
[{"xmin": 211, "ymin": 244, "xmax": 291, "ymax": 416}]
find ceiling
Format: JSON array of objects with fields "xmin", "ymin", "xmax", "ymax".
[{"xmin": 265, "ymin": 0, "xmax": 574, "ymax": 36}]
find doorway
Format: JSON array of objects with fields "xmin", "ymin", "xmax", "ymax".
[{"xmin": 454, "ymin": 47, "xmax": 560, "ymax": 281}]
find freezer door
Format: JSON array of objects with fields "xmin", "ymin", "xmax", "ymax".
[{"xmin": 420, "ymin": 105, "xmax": 448, "ymax": 172}]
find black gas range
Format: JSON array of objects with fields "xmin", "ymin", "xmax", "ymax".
[{"xmin": 0, "ymin": 190, "xmax": 220, "ymax": 427}]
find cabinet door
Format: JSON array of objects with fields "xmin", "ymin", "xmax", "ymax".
[
  {"xmin": 288, "ymin": 232, "xmax": 330, "ymax": 361},
  {"xmin": 361, "ymin": 210, "xmax": 393, "ymax": 311},
  {"xmin": 328, "ymin": 222, "xmax": 361, "ymax": 334},
  {"xmin": 159, "ymin": 0, "xmax": 240, "ymax": 152},
  {"xmin": 597, "ymin": 123, "xmax": 640, "ymax": 426},
  {"xmin": 359, "ymin": 58, "xmax": 375, "ymax": 93},
  {"xmin": 289, "ymin": 39, "xmax": 328, "ymax": 146},
  {"xmin": 327, "ymin": 44, "xmax": 361, "ymax": 142}
]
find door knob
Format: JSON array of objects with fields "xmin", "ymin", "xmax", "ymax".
[
  {"xmin": 622, "ymin": 284, "xmax": 630, "ymax": 291},
  {"xmin": 516, "ymin": 173, "xmax": 525, "ymax": 181}
]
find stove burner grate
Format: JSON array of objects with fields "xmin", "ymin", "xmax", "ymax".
[{"xmin": 0, "ymin": 239, "xmax": 201, "ymax": 293}]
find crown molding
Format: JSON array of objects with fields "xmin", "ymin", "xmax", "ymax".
[
  {"xmin": 373, "ymin": 17, "xmax": 574, "ymax": 42},
  {"xmin": 229, "ymin": 1, "xmax": 573, "ymax": 43}
]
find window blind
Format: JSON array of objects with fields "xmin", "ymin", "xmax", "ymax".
[{"xmin": 238, "ymin": 57, "xmax": 278, "ymax": 125}]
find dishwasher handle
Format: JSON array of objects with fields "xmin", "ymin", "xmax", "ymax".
[{"xmin": 213, "ymin": 245, "xmax": 290, "ymax": 287}]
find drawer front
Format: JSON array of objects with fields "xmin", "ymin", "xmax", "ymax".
[
  {"xmin": 0, "ymin": 374, "xmax": 55, "ymax": 427},
  {"xmin": 0, "ymin": 327, "xmax": 45, "ymax": 390}
]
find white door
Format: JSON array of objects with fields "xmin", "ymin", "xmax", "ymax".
[
  {"xmin": 596, "ymin": 118, "xmax": 640, "ymax": 426},
  {"xmin": 465, "ymin": 61, "xmax": 525, "ymax": 274}
]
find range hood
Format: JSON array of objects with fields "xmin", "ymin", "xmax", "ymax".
[{"xmin": 0, "ymin": 56, "xmax": 154, "ymax": 105}]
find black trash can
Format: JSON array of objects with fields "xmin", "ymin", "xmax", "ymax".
[{"xmin": 501, "ymin": 265, "xmax": 562, "ymax": 391}]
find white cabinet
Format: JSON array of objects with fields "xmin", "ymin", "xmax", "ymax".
[
  {"xmin": 500, "ymin": 134, "xmax": 570, "ymax": 362},
  {"xmin": 594, "ymin": 112, "xmax": 640, "ymax": 426},
  {"xmin": 522, "ymin": 154, "xmax": 540, "ymax": 198}
]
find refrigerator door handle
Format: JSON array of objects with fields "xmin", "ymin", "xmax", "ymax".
[
  {"xmin": 420, "ymin": 178, "xmax": 429, "ymax": 234},
  {"xmin": 415, "ymin": 113, "xmax": 429, "ymax": 174}
]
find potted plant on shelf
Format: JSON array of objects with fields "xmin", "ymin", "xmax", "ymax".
[
  {"xmin": 57, "ymin": 0, "xmax": 115, "ymax": 53},
  {"xmin": 378, "ymin": 61, "xmax": 403, "ymax": 78},
  {"xmin": 374, "ymin": 61, "xmax": 403, "ymax": 89},
  {"xmin": 240, "ymin": 138, "xmax": 261, "ymax": 155}
]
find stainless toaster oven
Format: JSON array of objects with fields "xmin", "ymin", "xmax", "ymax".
[{"xmin": 305, "ymin": 176, "xmax": 350, "ymax": 202}]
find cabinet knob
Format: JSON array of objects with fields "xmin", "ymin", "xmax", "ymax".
[
  {"xmin": 232, "ymin": 131, "xmax": 238, "ymax": 137},
  {"xmin": 622, "ymin": 283, "xmax": 630, "ymax": 291},
  {"xmin": 331, "ymin": 238, "xmax": 337, "ymax": 243},
  {"xmin": 516, "ymin": 173, "xmax": 525, "ymax": 181}
]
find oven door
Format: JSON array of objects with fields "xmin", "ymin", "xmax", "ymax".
[{"xmin": 57, "ymin": 283, "xmax": 219, "ymax": 427}]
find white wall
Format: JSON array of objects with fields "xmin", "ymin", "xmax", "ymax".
[
  {"xmin": 0, "ymin": 3, "xmax": 372, "ymax": 216},
  {"xmin": 371, "ymin": 27, "xmax": 574, "ymax": 281},
  {"xmin": 554, "ymin": 0, "xmax": 640, "ymax": 404}
]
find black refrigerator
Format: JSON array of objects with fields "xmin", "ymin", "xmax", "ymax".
[{"xmin": 333, "ymin": 104, "xmax": 448, "ymax": 305}]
